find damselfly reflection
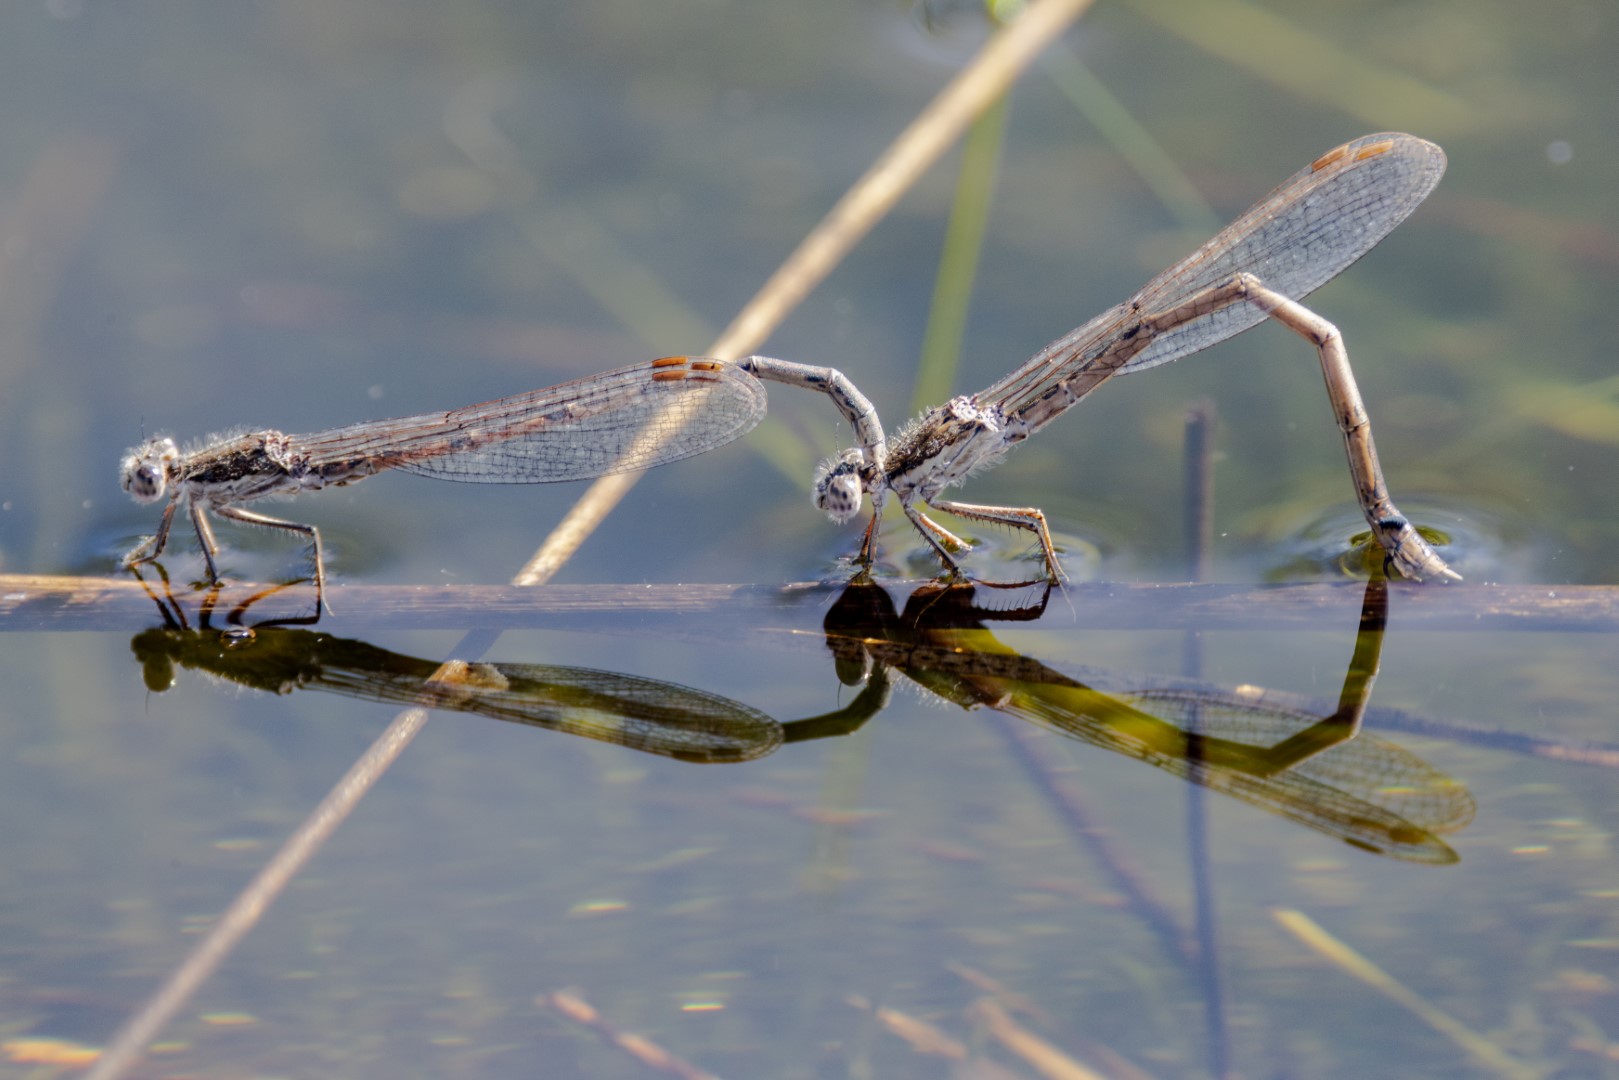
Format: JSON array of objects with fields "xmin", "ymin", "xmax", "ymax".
[
  {"xmin": 797, "ymin": 577, "xmax": 1474, "ymax": 863},
  {"xmin": 127, "ymin": 571, "xmax": 1472, "ymax": 859},
  {"xmin": 131, "ymin": 577, "xmax": 780, "ymax": 765}
]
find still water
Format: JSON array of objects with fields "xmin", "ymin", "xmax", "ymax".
[{"xmin": 1, "ymin": 2, "xmax": 1614, "ymax": 1076}]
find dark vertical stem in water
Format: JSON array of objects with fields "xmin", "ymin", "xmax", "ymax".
[
  {"xmin": 1180, "ymin": 402, "xmax": 1234, "ymax": 1079},
  {"xmin": 1181, "ymin": 402, "xmax": 1216, "ymax": 588}
]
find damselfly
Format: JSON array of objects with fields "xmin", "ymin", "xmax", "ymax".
[
  {"xmin": 737, "ymin": 132, "xmax": 1459, "ymax": 583},
  {"xmin": 120, "ymin": 356, "xmax": 767, "ymax": 609}
]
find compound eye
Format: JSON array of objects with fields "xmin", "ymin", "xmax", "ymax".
[
  {"xmin": 134, "ymin": 464, "xmax": 163, "ymax": 498},
  {"xmin": 120, "ymin": 439, "xmax": 175, "ymax": 503},
  {"xmin": 820, "ymin": 472, "xmax": 863, "ymax": 524},
  {"xmin": 813, "ymin": 461, "xmax": 865, "ymax": 525}
]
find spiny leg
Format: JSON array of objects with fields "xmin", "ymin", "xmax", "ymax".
[
  {"xmin": 899, "ymin": 501, "xmax": 974, "ymax": 578},
  {"xmin": 928, "ymin": 498, "xmax": 1067, "ymax": 581},
  {"xmin": 855, "ymin": 509, "xmax": 882, "ymax": 567},
  {"xmin": 189, "ymin": 503, "xmax": 224, "ymax": 583},
  {"xmin": 851, "ymin": 485, "xmax": 894, "ymax": 568},
  {"xmin": 211, "ymin": 505, "xmax": 329, "ymax": 613},
  {"xmin": 122, "ymin": 498, "xmax": 179, "ymax": 568}
]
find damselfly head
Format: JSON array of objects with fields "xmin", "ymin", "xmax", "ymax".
[
  {"xmin": 120, "ymin": 436, "xmax": 179, "ymax": 504},
  {"xmin": 813, "ymin": 447, "xmax": 867, "ymax": 525}
]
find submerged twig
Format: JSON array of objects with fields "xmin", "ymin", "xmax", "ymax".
[
  {"xmin": 1272, "ymin": 908, "xmax": 1539, "ymax": 1080},
  {"xmin": 540, "ymin": 990, "xmax": 720, "ymax": 1080},
  {"xmin": 969, "ymin": 997, "xmax": 1115, "ymax": 1080}
]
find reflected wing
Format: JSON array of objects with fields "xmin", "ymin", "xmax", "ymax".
[
  {"xmin": 144, "ymin": 626, "xmax": 784, "ymax": 765},
  {"xmin": 1009, "ymin": 684, "xmax": 1473, "ymax": 864},
  {"xmin": 420, "ymin": 661, "xmax": 784, "ymax": 763}
]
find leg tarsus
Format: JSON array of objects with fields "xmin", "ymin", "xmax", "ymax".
[{"xmin": 122, "ymin": 499, "xmax": 179, "ymax": 570}]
